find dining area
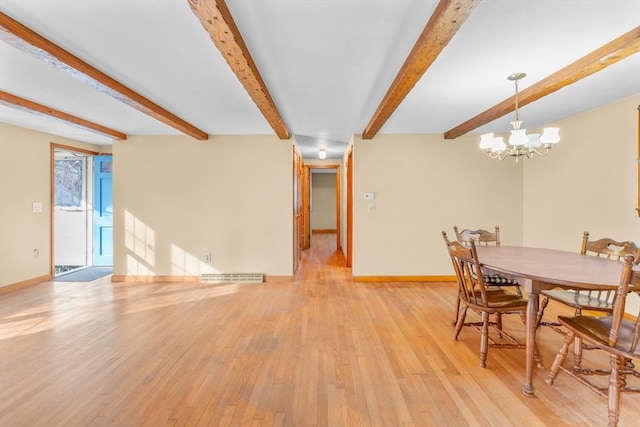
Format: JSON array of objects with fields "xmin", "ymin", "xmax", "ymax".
[{"xmin": 443, "ymin": 227, "xmax": 640, "ymax": 427}]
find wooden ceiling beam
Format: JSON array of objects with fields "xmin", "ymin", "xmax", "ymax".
[
  {"xmin": 188, "ymin": 0, "xmax": 290, "ymax": 139},
  {"xmin": 362, "ymin": 0, "xmax": 480, "ymax": 140},
  {"xmin": 444, "ymin": 26, "xmax": 640, "ymax": 140},
  {"xmin": 0, "ymin": 90, "xmax": 127, "ymax": 140},
  {"xmin": 0, "ymin": 11, "xmax": 208, "ymax": 140}
]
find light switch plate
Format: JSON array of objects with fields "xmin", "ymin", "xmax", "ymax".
[{"xmin": 364, "ymin": 192, "xmax": 374, "ymax": 200}]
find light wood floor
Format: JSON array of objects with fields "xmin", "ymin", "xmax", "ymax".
[{"xmin": 1, "ymin": 233, "xmax": 639, "ymax": 426}]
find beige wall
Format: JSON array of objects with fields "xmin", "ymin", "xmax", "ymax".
[
  {"xmin": 351, "ymin": 133, "xmax": 524, "ymax": 276},
  {"xmin": 311, "ymin": 172, "xmax": 337, "ymax": 230},
  {"xmin": 0, "ymin": 123, "xmax": 103, "ymax": 287},
  {"xmin": 351, "ymin": 95, "xmax": 639, "ymax": 277},
  {"xmin": 2, "ymin": 94, "xmax": 637, "ymax": 287},
  {"xmin": 113, "ymin": 135, "xmax": 294, "ymax": 278},
  {"xmin": 523, "ymin": 94, "xmax": 640, "ymax": 250},
  {"xmin": 521, "ymin": 94, "xmax": 639, "ymax": 313}
]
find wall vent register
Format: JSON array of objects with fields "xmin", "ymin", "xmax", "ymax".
[{"xmin": 201, "ymin": 273, "xmax": 264, "ymax": 284}]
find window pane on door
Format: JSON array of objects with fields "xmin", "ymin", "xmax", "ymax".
[{"xmin": 55, "ymin": 159, "xmax": 83, "ymax": 208}]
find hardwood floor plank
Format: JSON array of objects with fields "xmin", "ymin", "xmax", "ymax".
[{"xmin": 1, "ymin": 233, "xmax": 639, "ymax": 425}]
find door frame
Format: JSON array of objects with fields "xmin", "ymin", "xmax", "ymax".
[
  {"xmin": 293, "ymin": 147, "xmax": 303, "ymax": 271},
  {"xmin": 345, "ymin": 146, "xmax": 353, "ymax": 267},
  {"xmin": 303, "ymin": 164, "xmax": 341, "ymax": 251},
  {"xmin": 50, "ymin": 143, "xmax": 99, "ymax": 276}
]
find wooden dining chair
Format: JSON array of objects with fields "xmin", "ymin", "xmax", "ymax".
[
  {"xmin": 452, "ymin": 226, "xmax": 522, "ymax": 325},
  {"xmin": 545, "ymin": 251, "xmax": 640, "ymax": 427},
  {"xmin": 537, "ymin": 232, "xmax": 638, "ymax": 371},
  {"xmin": 443, "ymin": 231, "xmax": 528, "ymax": 368},
  {"xmin": 453, "ymin": 226, "xmax": 521, "ymax": 290},
  {"xmin": 454, "ymin": 225, "xmax": 501, "ymax": 246}
]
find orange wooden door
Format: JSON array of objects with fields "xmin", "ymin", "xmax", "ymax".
[
  {"xmin": 346, "ymin": 147, "xmax": 353, "ymax": 267},
  {"xmin": 293, "ymin": 148, "xmax": 303, "ymax": 270},
  {"xmin": 302, "ymin": 166, "xmax": 311, "ymax": 250}
]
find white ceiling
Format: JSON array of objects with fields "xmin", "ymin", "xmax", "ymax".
[{"xmin": 1, "ymin": 0, "xmax": 639, "ymax": 159}]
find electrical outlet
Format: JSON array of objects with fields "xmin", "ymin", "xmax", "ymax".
[{"xmin": 203, "ymin": 252, "xmax": 212, "ymax": 263}]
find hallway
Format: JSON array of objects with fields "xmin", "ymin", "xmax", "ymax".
[{"xmin": 299, "ymin": 232, "xmax": 345, "ymax": 269}]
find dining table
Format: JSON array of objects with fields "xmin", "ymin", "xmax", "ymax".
[{"xmin": 475, "ymin": 245, "xmax": 630, "ymax": 397}]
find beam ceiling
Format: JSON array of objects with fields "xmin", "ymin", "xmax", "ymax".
[
  {"xmin": 188, "ymin": 0, "xmax": 290, "ymax": 140},
  {"xmin": 444, "ymin": 26, "xmax": 640, "ymax": 140},
  {"xmin": 0, "ymin": 91, "xmax": 127, "ymax": 140},
  {"xmin": 362, "ymin": 0, "xmax": 480, "ymax": 140},
  {"xmin": 0, "ymin": 11, "xmax": 208, "ymax": 140}
]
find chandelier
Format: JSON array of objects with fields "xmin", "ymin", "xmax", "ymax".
[{"xmin": 479, "ymin": 73, "xmax": 560, "ymax": 161}]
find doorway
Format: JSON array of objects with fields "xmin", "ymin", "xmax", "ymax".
[
  {"xmin": 51, "ymin": 144, "xmax": 112, "ymax": 276},
  {"xmin": 303, "ymin": 165, "xmax": 340, "ymax": 252},
  {"xmin": 311, "ymin": 169, "xmax": 337, "ymax": 236}
]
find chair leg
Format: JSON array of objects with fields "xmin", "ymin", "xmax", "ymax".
[
  {"xmin": 607, "ymin": 354, "xmax": 624, "ymax": 427},
  {"xmin": 518, "ymin": 310, "xmax": 526, "ymax": 325},
  {"xmin": 534, "ymin": 341, "xmax": 544, "ymax": 370},
  {"xmin": 452, "ymin": 292, "xmax": 461, "ymax": 326},
  {"xmin": 546, "ymin": 331, "xmax": 575, "ymax": 385},
  {"xmin": 453, "ymin": 306, "xmax": 467, "ymax": 340},
  {"xmin": 536, "ymin": 296, "xmax": 550, "ymax": 328},
  {"xmin": 572, "ymin": 308, "xmax": 584, "ymax": 372},
  {"xmin": 495, "ymin": 313, "xmax": 503, "ymax": 339},
  {"xmin": 480, "ymin": 311, "xmax": 489, "ymax": 368},
  {"xmin": 573, "ymin": 336, "xmax": 583, "ymax": 371},
  {"xmin": 515, "ymin": 285, "xmax": 523, "ymax": 298}
]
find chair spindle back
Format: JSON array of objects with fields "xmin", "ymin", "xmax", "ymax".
[
  {"xmin": 454, "ymin": 226, "xmax": 500, "ymax": 246},
  {"xmin": 608, "ymin": 252, "xmax": 640, "ymax": 351},
  {"xmin": 580, "ymin": 231, "xmax": 638, "ymax": 260},
  {"xmin": 579, "ymin": 232, "xmax": 638, "ymax": 304},
  {"xmin": 443, "ymin": 231, "xmax": 489, "ymax": 307}
]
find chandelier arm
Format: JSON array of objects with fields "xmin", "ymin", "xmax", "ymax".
[{"xmin": 531, "ymin": 147, "xmax": 551, "ymax": 156}]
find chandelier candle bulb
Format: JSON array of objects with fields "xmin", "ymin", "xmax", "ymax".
[
  {"xmin": 540, "ymin": 127, "xmax": 560, "ymax": 145},
  {"xmin": 525, "ymin": 133, "xmax": 541, "ymax": 148},
  {"xmin": 491, "ymin": 137, "xmax": 506, "ymax": 153},
  {"xmin": 509, "ymin": 129, "xmax": 528, "ymax": 146},
  {"xmin": 479, "ymin": 133, "xmax": 495, "ymax": 149}
]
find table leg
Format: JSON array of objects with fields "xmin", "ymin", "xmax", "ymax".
[{"xmin": 523, "ymin": 291, "xmax": 538, "ymax": 397}]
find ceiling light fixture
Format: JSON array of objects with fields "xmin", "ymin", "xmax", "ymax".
[
  {"xmin": 318, "ymin": 148, "xmax": 327, "ymax": 160},
  {"xmin": 479, "ymin": 73, "xmax": 560, "ymax": 162}
]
